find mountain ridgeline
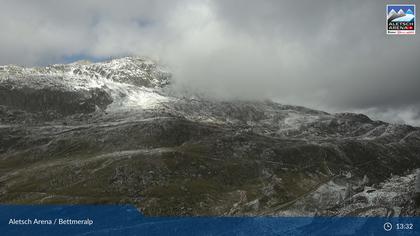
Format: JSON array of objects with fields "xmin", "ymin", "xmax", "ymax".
[{"xmin": 0, "ymin": 57, "xmax": 419, "ymax": 216}]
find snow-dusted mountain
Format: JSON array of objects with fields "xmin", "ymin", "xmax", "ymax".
[
  {"xmin": 0, "ymin": 57, "xmax": 171, "ymax": 113},
  {"xmin": 1, "ymin": 57, "xmax": 419, "ymax": 216}
]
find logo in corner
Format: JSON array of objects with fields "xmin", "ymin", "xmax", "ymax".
[{"xmin": 387, "ymin": 4, "xmax": 415, "ymax": 35}]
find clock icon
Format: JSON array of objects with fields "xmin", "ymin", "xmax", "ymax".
[{"xmin": 384, "ymin": 222, "xmax": 393, "ymax": 231}]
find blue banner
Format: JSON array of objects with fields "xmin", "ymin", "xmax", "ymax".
[{"xmin": 0, "ymin": 205, "xmax": 419, "ymax": 235}]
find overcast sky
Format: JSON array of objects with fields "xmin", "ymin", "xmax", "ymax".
[{"xmin": 0, "ymin": 0, "xmax": 419, "ymax": 125}]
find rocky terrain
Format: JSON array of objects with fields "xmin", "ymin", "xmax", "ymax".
[{"xmin": 0, "ymin": 57, "xmax": 419, "ymax": 216}]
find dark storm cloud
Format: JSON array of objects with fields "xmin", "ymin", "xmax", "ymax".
[{"xmin": 0, "ymin": 0, "xmax": 419, "ymax": 125}]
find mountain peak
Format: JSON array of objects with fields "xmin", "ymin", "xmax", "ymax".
[
  {"xmin": 1, "ymin": 56, "xmax": 172, "ymax": 89},
  {"xmin": 75, "ymin": 56, "xmax": 171, "ymax": 88}
]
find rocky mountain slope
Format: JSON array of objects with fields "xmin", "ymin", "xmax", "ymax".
[{"xmin": 0, "ymin": 57, "xmax": 419, "ymax": 216}]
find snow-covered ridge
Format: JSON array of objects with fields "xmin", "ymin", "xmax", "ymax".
[
  {"xmin": 0, "ymin": 56, "xmax": 171, "ymax": 89},
  {"xmin": 0, "ymin": 57, "xmax": 172, "ymax": 110}
]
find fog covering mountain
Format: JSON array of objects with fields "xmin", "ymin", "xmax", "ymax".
[{"xmin": 1, "ymin": 57, "xmax": 419, "ymax": 216}]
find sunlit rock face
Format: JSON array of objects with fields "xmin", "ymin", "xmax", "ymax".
[{"xmin": 0, "ymin": 57, "xmax": 419, "ymax": 216}]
